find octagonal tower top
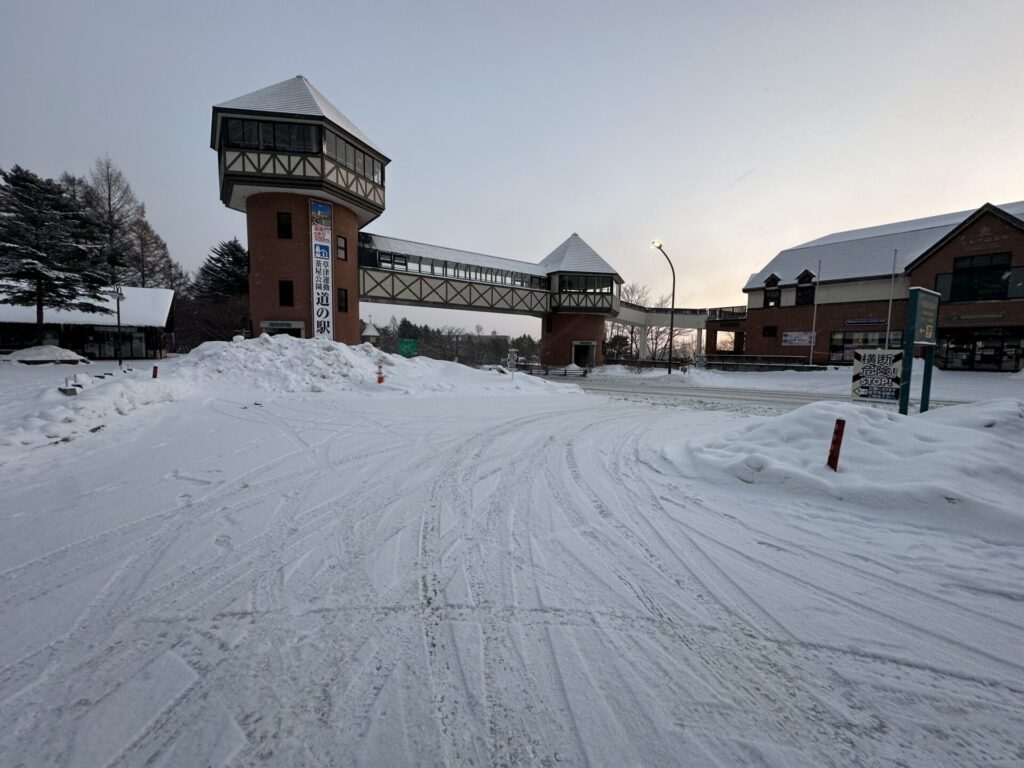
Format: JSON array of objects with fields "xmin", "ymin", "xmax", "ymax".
[{"xmin": 211, "ymin": 76, "xmax": 389, "ymax": 226}]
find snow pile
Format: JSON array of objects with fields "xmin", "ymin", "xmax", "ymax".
[
  {"xmin": 2, "ymin": 345, "xmax": 87, "ymax": 363},
  {"xmin": 590, "ymin": 364, "xmax": 666, "ymax": 378},
  {"xmin": 174, "ymin": 334, "xmax": 577, "ymax": 395},
  {"xmin": 670, "ymin": 399, "xmax": 1024, "ymax": 543},
  {"xmin": 0, "ymin": 375, "xmax": 189, "ymax": 459}
]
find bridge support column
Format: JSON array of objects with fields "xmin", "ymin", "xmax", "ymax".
[
  {"xmin": 695, "ymin": 328, "xmax": 703, "ymax": 359},
  {"xmin": 638, "ymin": 325, "xmax": 649, "ymax": 360}
]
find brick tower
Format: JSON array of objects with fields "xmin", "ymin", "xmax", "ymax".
[{"xmin": 211, "ymin": 76, "xmax": 388, "ymax": 342}]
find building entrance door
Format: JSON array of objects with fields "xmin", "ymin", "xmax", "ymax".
[{"xmin": 572, "ymin": 342, "xmax": 595, "ymax": 368}]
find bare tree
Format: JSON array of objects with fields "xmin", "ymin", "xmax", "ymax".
[{"xmin": 85, "ymin": 155, "xmax": 141, "ymax": 284}]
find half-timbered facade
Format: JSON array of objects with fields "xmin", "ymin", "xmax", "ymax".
[{"xmin": 213, "ymin": 78, "xmax": 633, "ymax": 365}]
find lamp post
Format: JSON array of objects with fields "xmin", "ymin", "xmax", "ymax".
[
  {"xmin": 113, "ymin": 286, "xmax": 126, "ymax": 369},
  {"xmin": 651, "ymin": 240, "xmax": 676, "ymax": 374}
]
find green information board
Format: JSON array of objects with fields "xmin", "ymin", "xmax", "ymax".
[
  {"xmin": 397, "ymin": 338, "xmax": 419, "ymax": 357},
  {"xmin": 898, "ymin": 287, "xmax": 941, "ymax": 415},
  {"xmin": 915, "ymin": 291, "xmax": 939, "ymax": 346}
]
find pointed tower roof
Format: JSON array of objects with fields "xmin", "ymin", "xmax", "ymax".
[
  {"xmin": 540, "ymin": 233, "xmax": 621, "ymax": 280},
  {"xmin": 215, "ymin": 75, "xmax": 385, "ymax": 155}
]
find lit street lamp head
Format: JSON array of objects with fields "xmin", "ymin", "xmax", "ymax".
[{"xmin": 651, "ymin": 240, "xmax": 662, "ymax": 250}]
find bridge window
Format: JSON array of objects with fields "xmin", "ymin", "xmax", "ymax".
[{"xmin": 559, "ymin": 274, "xmax": 613, "ymax": 293}]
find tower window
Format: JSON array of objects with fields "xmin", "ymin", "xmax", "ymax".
[
  {"xmin": 337, "ymin": 288, "xmax": 348, "ymax": 312},
  {"xmin": 279, "ymin": 280, "xmax": 294, "ymax": 307},
  {"xmin": 277, "ymin": 212, "xmax": 292, "ymax": 240},
  {"xmin": 336, "ymin": 235, "xmax": 347, "ymax": 261}
]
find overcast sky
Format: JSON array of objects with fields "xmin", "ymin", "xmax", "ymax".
[{"xmin": 3, "ymin": 0, "xmax": 1023, "ymax": 336}]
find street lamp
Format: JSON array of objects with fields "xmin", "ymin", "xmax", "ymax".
[
  {"xmin": 113, "ymin": 286, "xmax": 126, "ymax": 369},
  {"xmin": 651, "ymin": 240, "xmax": 676, "ymax": 374}
]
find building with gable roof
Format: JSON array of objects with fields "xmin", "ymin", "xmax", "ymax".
[{"xmin": 706, "ymin": 201, "xmax": 1024, "ymax": 371}]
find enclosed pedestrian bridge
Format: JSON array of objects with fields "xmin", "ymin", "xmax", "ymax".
[
  {"xmin": 212, "ymin": 75, "xmax": 744, "ymax": 366},
  {"xmin": 358, "ymin": 232, "xmax": 620, "ymax": 317}
]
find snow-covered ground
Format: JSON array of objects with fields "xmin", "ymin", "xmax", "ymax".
[{"xmin": 1, "ymin": 339, "xmax": 1022, "ymax": 767}]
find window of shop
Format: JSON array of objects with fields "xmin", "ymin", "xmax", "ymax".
[
  {"xmin": 936, "ymin": 252, "xmax": 1016, "ymax": 302},
  {"xmin": 763, "ymin": 326, "xmax": 777, "ymax": 337},
  {"xmin": 828, "ymin": 330, "xmax": 902, "ymax": 362}
]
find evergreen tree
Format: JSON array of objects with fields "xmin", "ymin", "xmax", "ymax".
[
  {"xmin": 172, "ymin": 238, "xmax": 248, "ymax": 348},
  {"xmin": 0, "ymin": 165, "xmax": 110, "ymax": 344},
  {"xmin": 192, "ymin": 238, "xmax": 249, "ymax": 298}
]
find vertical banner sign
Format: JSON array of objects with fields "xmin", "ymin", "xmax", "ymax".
[
  {"xmin": 851, "ymin": 349, "xmax": 902, "ymax": 401},
  {"xmin": 310, "ymin": 200, "xmax": 333, "ymax": 339}
]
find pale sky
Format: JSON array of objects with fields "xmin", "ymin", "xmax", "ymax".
[{"xmin": 3, "ymin": 0, "xmax": 1023, "ymax": 337}]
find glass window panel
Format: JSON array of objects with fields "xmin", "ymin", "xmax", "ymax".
[
  {"xmin": 935, "ymin": 273, "xmax": 952, "ymax": 301},
  {"xmin": 260, "ymin": 122, "xmax": 275, "ymax": 150},
  {"xmin": 355, "ymin": 151, "xmax": 365, "ymax": 177},
  {"xmin": 345, "ymin": 143, "xmax": 355, "ymax": 169},
  {"xmin": 1008, "ymin": 267, "xmax": 1024, "ymax": 299},
  {"xmin": 242, "ymin": 120, "xmax": 258, "ymax": 149},
  {"xmin": 325, "ymin": 131, "xmax": 336, "ymax": 159},
  {"xmin": 226, "ymin": 119, "xmax": 243, "ymax": 148},
  {"xmin": 275, "ymin": 123, "xmax": 289, "ymax": 151}
]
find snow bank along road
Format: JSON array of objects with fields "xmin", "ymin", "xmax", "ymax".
[{"xmin": 1, "ymin": 385, "xmax": 1023, "ymax": 766}]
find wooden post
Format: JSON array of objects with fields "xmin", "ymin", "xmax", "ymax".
[{"xmin": 827, "ymin": 418, "xmax": 846, "ymax": 471}]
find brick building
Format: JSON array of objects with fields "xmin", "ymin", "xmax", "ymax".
[{"xmin": 706, "ymin": 202, "xmax": 1024, "ymax": 371}]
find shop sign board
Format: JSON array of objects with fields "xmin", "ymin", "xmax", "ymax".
[
  {"xmin": 851, "ymin": 349, "xmax": 902, "ymax": 402},
  {"xmin": 310, "ymin": 200, "xmax": 333, "ymax": 339},
  {"xmin": 782, "ymin": 331, "xmax": 813, "ymax": 346}
]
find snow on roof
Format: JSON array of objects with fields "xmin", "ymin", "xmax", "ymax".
[
  {"xmin": 744, "ymin": 201, "xmax": 1024, "ymax": 290},
  {"xmin": 215, "ymin": 76, "xmax": 385, "ymax": 156},
  {"xmin": 0, "ymin": 286, "xmax": 174, "ymax": 327},
  {"xmin": 362, "ymin": 322, "xmax": 380, "ymax": 337},
  {"xmin": 364, "ymin": 232, "xmax": 622, "ymax": 280},
  {"xmin": 540, "ymin": 233, "xmax": 621, "ymax": 279},
  {"xmin": 364, "ymin": 234, "xmax": 551, "ymax": 278}
]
